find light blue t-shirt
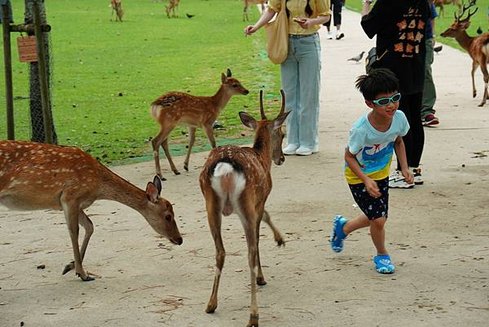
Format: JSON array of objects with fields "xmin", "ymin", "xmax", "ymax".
[{"xmin": 345, "ymin": 110, "xmax": 409, "ymax": 184}]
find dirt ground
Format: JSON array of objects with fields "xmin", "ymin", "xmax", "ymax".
[{"xmin": 1, "ymin": 9, "xmax": 489, "ymax": 327}]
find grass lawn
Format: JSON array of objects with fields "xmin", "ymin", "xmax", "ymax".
[
  {"xmin": 1, "ymin": 0, "xmax": 488, "ymax": 165},
  {"xmin": 0, "ymin": 0, "xmax": 281, "ymax": 164}
]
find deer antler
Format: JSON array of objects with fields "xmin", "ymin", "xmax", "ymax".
[
  {"xmin": 259, "ymin": 90, "xmax": 267, "ymax": 120},
  {"xmin": 279, "ymin": 89, "xmax": 285, "ymax": 115},
  {"xmin": 456, "ymin": 0, "xmax": 478, "ymax": 21}
]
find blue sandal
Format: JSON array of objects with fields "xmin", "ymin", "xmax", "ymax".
[
  {"xmin": 374, "ymin": 255, "xmax": 395, "ymax": 274},
  {"xmin": 330, "ymin": 215, "xmax": 347, "ymax": 253}
]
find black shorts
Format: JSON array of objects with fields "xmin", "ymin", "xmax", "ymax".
[{"xmin": 348, "ymin": 177, "xmax": 389, "ymax": 220}]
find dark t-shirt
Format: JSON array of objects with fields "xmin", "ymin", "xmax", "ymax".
[{"xmin": 361, "ymin": 0, "xmax": 431, "ymax": 94}]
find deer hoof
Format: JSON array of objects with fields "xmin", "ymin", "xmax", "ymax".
[
  {"xmin": 62, "ymin": 261, "xmax": 75, "ymax": 275},
  {"xmin": 256, "ymin": 277, "xmax": 267, "ymax": 286},
  {"xmin": 205, "ymin": 302, "xmax": 217, "ymax": 313},
  {"xmin": 76, "ymin": 272, "xmax": 95, "ymax": 282},
  {"xmin": 184, "ymin": 164, "xmax": 189, "ymax": 171},
  {"xmin": 173, "ymin": 170, "xmax": 181, "ymax": 176},
  {"xmin": 247, "ymin": 314, "xmax": 259, "ymax": 327}
]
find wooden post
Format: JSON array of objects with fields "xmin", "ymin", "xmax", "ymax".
[
  {"xmin": 2, "ymin": 3, "xmax": 14, "ymax": 140},
  {"xmin": 32, "ymin": 0, "xmax": 53, "ymax": 144}
]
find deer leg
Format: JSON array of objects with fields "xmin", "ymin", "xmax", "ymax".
[
  {"xmin": 205, "ymin": 199, "xmax": 225, "ymax": 314},
  {"xmin": 262, "ymin": 210, "xmax": 285, "ymax": 246},
  {"xmin": 240, "ymin": 206, "xmax": 259, "ymax": 327},
  {"xmin": 151, "ymin": 132, "xmax": 167, "ymax": 180},
  {"xmin": 203, "ymin": 124, "xmax": 217, "ymax": 148},
  {"xmin": 184, "ymin": 127, "xmax": 196, "ymax": 172},
  {"xmin": 472, "ymin": 62, "xmax": 479, "ymax": 98},
  {"xmin": 243, "ymin": 5, "xmax": 248, "ymax": 22},
  {"xmin": 62, "ymin": 204, "xmax": 94, "ymax": 281},
  {"xmin": 479, "ymin": 64, "xmax": 489, "ymax": 107},
  {"xmin": 255, "ymin": 209, "xmax": 266, "ymax": 286},
  {"xmin": 62, "ymin": 211, "xmax": 94, "ymax": 276},
  {"xmin": 162, "ymin": 138, "xmax": 180, "ymax": 176}
]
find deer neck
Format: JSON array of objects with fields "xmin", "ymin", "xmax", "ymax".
[
  {"xmin": 98, "ymin": 168, "xmax": 148, "ymax": 212},
  {"xmin": 212, "ymin": 85, "xmax": 233, "ymax": 112},
  {"xmin": 455, "ymin": 31, "xmax": 475, "ymax": 53},
  {"xmin": 252, "ymin": 127, "xmax": 273, "ymax": 172}
]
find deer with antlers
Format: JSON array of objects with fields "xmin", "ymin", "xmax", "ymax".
[
  {"xmin": 110, "ymin": 0, "xmax": 124, "ymax": 22},
  {"xmin": 440, "ymin": 0, "xmax": 489, "ymax": 106},
  {"xmin": 165, "ymin": 0, "xmax": 180, "ymax": 18},
  {"xmin": 0, "ymin": 140, "xmax": 183, "ymax": 281},
  {"xmin": 243, "ymin": 0, "xmax": 267, "ymax": 21},
  {"xmin": 199, "ymin": 90, "xmax": 289, "ymax": 327},
  {"xmin": 150, "ymin": 69, "xmax": 249, "ymax": 180}
]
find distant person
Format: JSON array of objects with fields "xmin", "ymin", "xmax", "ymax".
[
  {"xmin": 323, "ymin": 0, "xmax": 345, "ymax": 40},
  {"xmin": 361, "ymin": 0, "xmax": 430, "ymax": 188},
  {"xmin": 421, "ymin": 0, "xmax": 440, "ymax": 127},
  {"xmin": 330, "ymin": 68, "xmax": 413, "ymax": 274},
  {"xmin": 244, "ymin": 0, "xmax": 330, "ymax": 156}
]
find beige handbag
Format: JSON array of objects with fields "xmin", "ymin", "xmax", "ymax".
[{"xmin": 265, "ymin": 0, "xmax": 289, "ymax": 64}]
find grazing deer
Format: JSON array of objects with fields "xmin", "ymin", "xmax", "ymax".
[
  {"xmin": 440, "ymin": 1, "xmax": 489, "ymax": 106},
  {"xmin": 0, "ymin": 140, "xmax": 182, "ymax": 281},
  {"xmin": 110, "ymin": 0, "xmax": 124, "ymax": 22},
  {"xmin": 199, "ymin": 90, "xmax": 289, "ymax": 327},
  {"xmin": 165, "ymin": 0, "xmax": 180, "ymax": 18},
  {"xmin": 150, "ymin": 69, "xmax": 249, "ymax": 180},
  {"xmin": 434, "ymin": 0, "xmax": 462, "ymax": 17},
  {"xmin": 243, "ymin": 0, "xmax": 267, "ymax": 21}
]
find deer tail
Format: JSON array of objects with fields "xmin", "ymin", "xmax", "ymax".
[
  {"xmin": 211, "ymin": 162, "xmax": 246, "ymax": 217},
  {"xmin": 150, "ymin": 104, "xmax": 162, "ymax": 121}
]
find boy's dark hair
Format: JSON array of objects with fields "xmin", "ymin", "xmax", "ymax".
[{"xmin": 355, "ymin": 68, "xmax": 399, "ymax": 101}]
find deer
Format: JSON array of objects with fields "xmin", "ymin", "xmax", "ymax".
[
  {"xmin": 199, "ymin": 90, "xmax": 289, "ymax": 327},
  {"xmin": 440, "ymin": 0, "xmax": 489, "ymax": 107},
  {"xmin": 150, "ymin": 68, "xmax": 249, "ymax": 181},
  {"xmin": 165, "ymin": 0, "xmax": 180, "ymax": 18},
  {"xmin": 243, "ymin": 0, "xmax": 267, "ymax": 21},
  {"xmin": 110, "ymin": 0, "xmax": 124, "ymax": 22},
  {"xmin": 434, "ymin": 0, "xmax": 462, "ymax": 17},
  {"xmin": 0, "ymin": 140, "xmax": 183, "ymax": 282}
]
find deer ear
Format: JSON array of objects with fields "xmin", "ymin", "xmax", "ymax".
[
  {"xmin": 146, "ymin": 180, "xmax": 161, "ymax": 203},
  {"xmin": 273, "ymin": 110, "xmax": 290, "ymax": 130},
  {"xmin": 221, "ymin": 73, "xmax": 227, "ymax": 83},
  {"xmin": 152, "ymin": 175, "xmax": 162, "ymax": 195},
  {"xmin": 239, "ymin": 111, "xmax": 257, "ymax": 129},
  {"xmin": 226, "ymin": 68, "xmax": 232, "ymax": 77}
]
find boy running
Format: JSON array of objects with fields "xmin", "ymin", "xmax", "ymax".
[{"xmin": 330, "ymin": 68, "xmax": 413, "ymax": 274}]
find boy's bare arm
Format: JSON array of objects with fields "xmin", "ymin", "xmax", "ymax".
[
  {"xmin": 394, "ymin": 136, "xmax": 414, "ymax": 184},
  {"xmin": 345, "ymin": 148, "xmax": 381, "ymax": 198}
]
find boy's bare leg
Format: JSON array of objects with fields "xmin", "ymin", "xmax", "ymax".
[
  {"xmin": 342, "ymin": 215, "xmax": 388, "ymax": 254},
  {"xmin": 369, "ymin": 217, "xmax": 387, "ymax": 255},
  {"xmin": 343, "ymin": 214, "xmax": 370, "ymax": 235}
]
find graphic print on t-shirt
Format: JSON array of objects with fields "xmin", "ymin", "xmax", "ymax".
[{"xmin": 394, "ymin": 5, "xmax": 426, "ymax": 58}]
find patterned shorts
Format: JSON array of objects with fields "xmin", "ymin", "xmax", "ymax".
[{"xmin": 348, "ymin": 177, "xmax": 389, "ymax": 220}]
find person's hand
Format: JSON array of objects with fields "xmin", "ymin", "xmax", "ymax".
[
  {"xmin": 244, "ymin": 25, "xmax": 257, "ymax": 36},
  {"xmin": 295, "ymin": 17, "xmax": 312, "ymax": 29},
  {"xmin": 401, "ymin": 169, "xmax": 414, "ymax": 185},
  {"xmin": 364, "ymin": 177, "xmax": 381, "ymax": 198}
]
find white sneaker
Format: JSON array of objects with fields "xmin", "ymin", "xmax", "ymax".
[
  {"xmin": 411, "ymin": 167, "xmax": 424, "ymax": 185},
  {"xmin": 283, "ymin": 144, "xmax": 299, "ymax": 155},
  {"xmin": 295, "ymin": 146, "xmax": 313, "ymax": 156},
  {"xmin": 326, "ymin": 32, "xmax": 333, "ymax": 40},
  {"xmin": 389, "ymin": 170, "xmax": 414, "ymax": 189}
]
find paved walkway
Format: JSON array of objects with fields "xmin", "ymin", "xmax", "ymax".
[{"xmin": 1, "ymin": 9, "xmax": 488, "ymax": 327}]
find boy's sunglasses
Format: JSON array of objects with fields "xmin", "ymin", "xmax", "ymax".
[{"xmin": 372, "ymin": 93, "xmax": 401, "ymax": 106}]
